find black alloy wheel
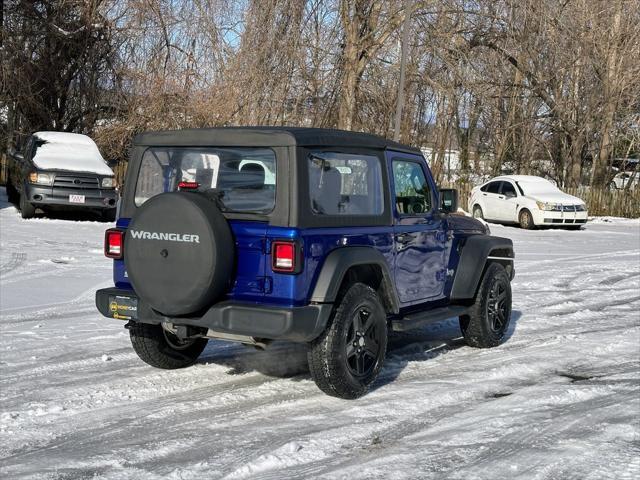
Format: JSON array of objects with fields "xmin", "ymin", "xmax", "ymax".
[
  {"xmin": 487, "ymin": 276, "xmax": 509, "ymax": 333},
  {"xmin": 345, "ymin": 306, "xmax": 384, "ymax": 378}
]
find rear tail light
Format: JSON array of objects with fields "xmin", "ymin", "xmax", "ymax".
[
  {"xmin": 105, "ymin": 228, "xmax": 124, "ymax": 259},
  {"xmin": 272, "ymin": 241, "xmax": 299, "ymax": 273}
]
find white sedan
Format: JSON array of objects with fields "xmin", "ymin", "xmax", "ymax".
[{"xmin": 468, "ymin": 175, "xmax": 588, "ymax": 229}]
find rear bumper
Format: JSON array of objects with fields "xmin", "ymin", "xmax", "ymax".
[
  {"xmin": 25, "ymin": 184, "xmax": 117, "ymax": 210},
  {"xmin": 96, "ymin": 287, "xmax": 332, "ymax": 343}
]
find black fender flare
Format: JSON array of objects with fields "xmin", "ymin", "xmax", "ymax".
[
  {"xmin": 450, "ymin": 235, "xmax": 514, "ymax": 300},
  {"xmin": 310, "ymin": 246, "xmax": 399, "ymax": 314}
]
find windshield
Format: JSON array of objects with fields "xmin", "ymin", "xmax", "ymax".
[
  {"xmin": 135, "ymin": 147, "xmax": 276, "ymax": 214},
  {"xmin": 516, "ymin": 179, "xmax": 560, "ymax": 196}
]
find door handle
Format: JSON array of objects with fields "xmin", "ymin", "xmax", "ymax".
[
  {"xmin": 395, "ymin": 233, "xmax": 415, "ymax": 244},
  {"xmin": 482, "ymin": 193, "xmax": 487, "ymax": 196},
  {"xmin": 498, "ymin": 195, "xmax": 504, "ymax": 199}
]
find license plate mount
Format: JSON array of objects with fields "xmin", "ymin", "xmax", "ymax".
[{"xmin": 108, "ymin": 295, "xmax": 138, "ymax": 320}]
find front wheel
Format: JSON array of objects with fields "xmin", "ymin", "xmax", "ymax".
[
  {"xmin": 6, "ymin": 178, "xmax": 19, "ymax": 204},
  {"xmin": 308, "ymin": 283, "xmax": 388, "ymax": 399},
  {"xmin": 129, "ymin": 322, "xmax": 208, "ymax": 369},
  {"xmin": 460, "ymin": 262, "xmax": 512, "ymax": 348},
  {"xmin": 519, "ymin": 209, "xmax": 534, "ymax": 229},
  {"xmin": 19, "ymin": 191, "xmax": 36, "ymax": 219},
  {"xmin": 472, "ymin": 205, "xmax": 484, "ymax": 220}
]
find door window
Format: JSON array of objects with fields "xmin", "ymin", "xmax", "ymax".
[
  {"xmin": 23, "ymin": 137, "xmax": 33, "ymax": 159},
  {"xmin": 501, "ymin": 181, "xmax": 517, "ymax": 198},
  {"xmin": 482, "ymin": 181, "xmax": 501, "ymax": 194},
  {"xmin": 392, "ymin": 160, "xmax": 432, "ymax": 215}
]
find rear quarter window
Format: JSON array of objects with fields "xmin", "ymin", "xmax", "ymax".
[{"xmin": 308, "ymin": 152, "xmax": 384, "ymax": 216}]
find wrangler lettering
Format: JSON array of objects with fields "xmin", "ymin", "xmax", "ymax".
[{"xmin": 130, "ymin": 230, "xmax": 200, "ymax": 243}]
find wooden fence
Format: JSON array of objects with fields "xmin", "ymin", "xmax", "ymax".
[
  {"xmin": 0, "ymin": 154, "xmax": 7, "ymax": 186},
  {"xmin": 112, "ymin": 161, "xmax": 127, "ymax": 187},
  {"xmin": 563, "ymin": 187, "xmax": 640, "ymax": 218}
]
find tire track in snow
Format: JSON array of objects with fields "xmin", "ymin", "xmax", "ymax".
[{"xmin": 0, "ymin": 252, "xmax": 26, "ymax": 275}]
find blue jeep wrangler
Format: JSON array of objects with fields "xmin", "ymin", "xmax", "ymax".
[{"xmin": 96, "ymin": 128, "xmax": 514, "ymax": 399}]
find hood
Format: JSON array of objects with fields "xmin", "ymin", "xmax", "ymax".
[
  {"xmin": 526, "ymin": 192, "xmax": 584, "ymax": 205},
  {"xmin": 447, "ymin": 214, "xmax": 489, "ymax": 234}
]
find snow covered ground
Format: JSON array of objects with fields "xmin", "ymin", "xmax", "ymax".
[{"xmin": 1, "ymin": 187, "xmax": 639, "ymax": 480}]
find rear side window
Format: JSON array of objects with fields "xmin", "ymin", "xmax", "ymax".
[
  {"xmin": 135, "ymin": 147, "xmax": 276, "ymax": 213},
  {"xmin": 308, "ymin": 152, "xmax": 384, "ymax": 215},
  {"xmin": 482, "ymin": 181, "xmax": 501, "ymax": 194}
]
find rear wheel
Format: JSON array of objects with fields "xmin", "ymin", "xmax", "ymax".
[
  {"xmin": 460, "ymin": 263, "xmax": 512, "ymax": 348},
  {"xmin": 308, "ymin": 283, "xmax": 387, "ymax": 399},
  {"xmin": 19, "ymin": 190, "xmax": 36, "ymax": 219},
  {"xmin": 518, "ymin": 209, "xmax": 534, "ymax": 229},
  {"xmin": 472, "ymin": 205, "xmax": 484, "ymax": 220},
  {"xmin": 129, "ymin": 322, "xmax": 208, "ymax": 369}
]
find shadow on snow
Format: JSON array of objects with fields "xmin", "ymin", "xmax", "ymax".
[{"xmin": 197, "ymin": 309, "xmax": 523, "ymax": 393}]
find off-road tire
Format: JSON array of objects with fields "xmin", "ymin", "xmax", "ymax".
[
  {"xmin": 459, "ymin": 262, "xmax": 512, "ymax": 348},
  {"xmin": 472, "ymin": 205, "xmax": 484, "ymax": 220},
  {"xmin": 308, "ymin": 283, "xmax": 387, "ymax": 399},
  {"xmin": 519, "ymin": 209, "xmax": 534, "ymax": 229},
  {"xmin": 19, "ymin": 190, "xmax": 36, "ymax": 219},
  {"xmin": 102, "ymin": 208, "xmax": 117, "ymax": 223},
  {"xmin": 129, "ymin": 322, "xmax": 208, "ymax": 369}
]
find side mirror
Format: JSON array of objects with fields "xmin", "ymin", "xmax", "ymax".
[{"xmin": 439, "ymin": 188, "xmax": 458, "ymax": 214}]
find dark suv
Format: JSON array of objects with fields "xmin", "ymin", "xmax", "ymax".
[
  {"xmin": 96, "ymin": 128, "xmax": 514, "ymax": 399},
  {"xmin": 6, "ymin": 132, "xmax": 117, "ymax": 220}
]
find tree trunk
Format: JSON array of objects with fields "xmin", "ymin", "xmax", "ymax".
[{"xmin": 337, "ymin": 43, "xmax": 360, "ymax": 130}]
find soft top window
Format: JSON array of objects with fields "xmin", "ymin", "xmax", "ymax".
[
  {"xmin": 135, "ymin": 147, "xmax": 276, "ymax": 214},
  {"xmin": 308, "ymin": 151, "xmax": 384, "ymax": 216}
]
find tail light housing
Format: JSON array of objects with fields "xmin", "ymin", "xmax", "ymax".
[
  {"xmin": 272, "ymin": 240, "xmax": 301, "ymax": 274},
  {"xmin": 178, "ymin": 181, "xmax": 199, "ymax": 190},
  {"xmin": 105, "ymin": 228, "xmax": 124, "ymax": 259}
]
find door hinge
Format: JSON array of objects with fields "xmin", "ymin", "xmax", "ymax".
[
  {"xmin": 258, "ymin": 276, "xmax": 273, "ymax": 294},
  {"xmin": 436, "ymin": 269, "xmax": 447, "ymax": 282},
  {"xmin": 262, "ymin": 238, "xmax": 272, "ymax": 254}
]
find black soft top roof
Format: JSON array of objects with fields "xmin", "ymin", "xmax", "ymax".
[{"xmin": 133, "ymin": 127, "xmax": 420, "ymax": 154}]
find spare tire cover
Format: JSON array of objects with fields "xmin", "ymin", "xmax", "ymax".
[{"xmin": 125, "ymin": 192, "xmax": 234, "ymax": 316}]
